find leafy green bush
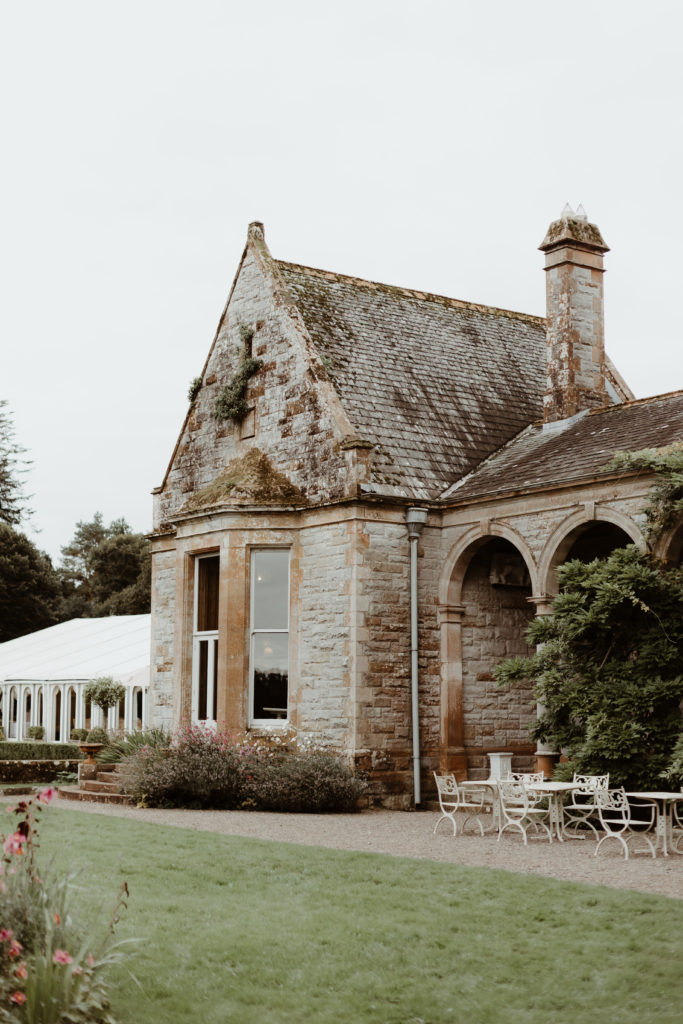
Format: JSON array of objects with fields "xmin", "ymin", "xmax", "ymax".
[
  {"xmin": 661, "ymin": 733, "xmax": 683, "ymax": 787},
  {"xmin": 120, "ymin": 726, "xmax": 366, "ymax": 812},
  {"xmin": 495, "ymin": 546, "xmax": 683, "ymax": 788},
  {"xmin": 247, "ymin": 751, "xmax": 367, "ymax": 813},
  {"xmin": 71, "ymin": 728, "xmax": 88, "ymax": 741},
  {"xmin": 26, "ymin": 726, "xmax": 44, "ymax": 741},
  {"xmin": 0, "ymin": 741, "xmax": 81, "ymax": 761},
  {"xmin": 0, "ymin": 788, "xmax": 131, "ymax": 1020},
  {"xmin": 85, "ymin": 727, "xmax": 108, "ymax": 744},
  {"xmin": 97, "ymin": 728, "xmax": 171, "ymax": 764}
]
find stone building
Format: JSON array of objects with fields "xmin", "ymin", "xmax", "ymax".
[{"xmin": 149, "ymin": 206, "xmax": 683, "ymax": 806}]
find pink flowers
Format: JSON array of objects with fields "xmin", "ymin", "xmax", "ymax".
[
  {"xmin": 9, "ymin": 991, "xmax": 26, "ymax": 1005},
  {"xmin": 0, "ymin": 928, "xmax": 13, "ymax": 941},
  {"xmin": 8, "ymin": 939, "xmax": 23, "ymax": 959},
  {"xmin": 3, "ymin": 832, "xmax": 26, "ymax": 856},
  {"xmin": 15, "ymin": 962, "xmax": 28, "ymax": 980},
  {"xmin": 53, "ymin": 949, "xmax": 73, "ymax": 965},
  {"xmin": 37, "ymin": 787, "xmax": 56, "ymax": 805}
]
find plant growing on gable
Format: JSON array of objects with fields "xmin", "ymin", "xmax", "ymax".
[
  {"xmin": 213, "ymin": 324, "xmax": 263, "ymax": 424},
  {"xmin": 494, "ymin": 545, "xmax": 683, "ymax": 789},
  {"xmin": 83, "ymin": 676, "xmax": 126, "ymax": 734},
  {"xmin": 187, "ymin": 376, "xmax": 202, "ymax": 404}
]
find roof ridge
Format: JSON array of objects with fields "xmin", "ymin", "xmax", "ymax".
[
  {"xmin": 586, "ymin": 388, "xmax": 683, "ymax": 416},
  {"xmin": 276, "ymin": 259, "xmax": 545, "ymax": 326}
]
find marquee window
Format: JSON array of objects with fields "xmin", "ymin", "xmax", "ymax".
[
  {"xmin": 249, "ymin": 549, "xmax": 290, "ymax": 725},
  {"xmin": 192, "ymin": 554, "xmax": 219, "ymax": 723}
]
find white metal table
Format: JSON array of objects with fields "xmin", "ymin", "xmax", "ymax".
[
  {"xmin": 625, "ymin": 791, "xmax": 683, "ymax": 857},
  {"xmin": 524, "ymin": 781, "xmax": 579, "ymax": 842}
]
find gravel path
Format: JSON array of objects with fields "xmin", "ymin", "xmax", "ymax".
[{"xmin": 45, "ymin": 795, "xmax": 683, "ymax": 901}]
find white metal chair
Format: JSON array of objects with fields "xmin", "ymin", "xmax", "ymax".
[
  {"xmin": 509, "ymin": 771, "xmax": 545, "ymax": 784},
  {"xmin": 497, "ymin": 778, "xmax": 552, "ymax": 845},
  {"xmin": 563, "ymin": 773, "xmax": 609, "ymax": 838},
  {"xmin": 433, "ymin": 773, "xmax": 490, "ymax": 837},
  {"xmin": 594, "ymin": 788, "xmax": 656, "ymax": 860}
]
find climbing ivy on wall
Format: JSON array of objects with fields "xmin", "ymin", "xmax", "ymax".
[
  {"xmin": 605, "ymin": 444, "xmax": 683, "ymax": 539},
  {"xmin": 213, "ymin": 325, "xmax": 263, "ymax": 424}
]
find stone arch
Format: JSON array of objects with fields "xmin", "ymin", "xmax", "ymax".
[
  {"xmin": 539, "ymin": 507, "xmax": 644, "ymax": 597},
  {"xmin": 440, "ymin": 522, "xmax": 539, "ymax": 606},
  {"xmin": 438, "ymin": 524, "xmax": 538, "ymax": 778},
  {"xmin": 655, "ymin": 520, "xmax": 683, "ymax": 566}
]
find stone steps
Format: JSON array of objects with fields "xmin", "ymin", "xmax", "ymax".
[{"xmin": 57, "ymin": 763, "xmax": 134, "ymax": 807}]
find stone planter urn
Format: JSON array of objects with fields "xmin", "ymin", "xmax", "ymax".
[{"xmin": 78, "ymin": 742, "xmax": 105, "ymax": 765}]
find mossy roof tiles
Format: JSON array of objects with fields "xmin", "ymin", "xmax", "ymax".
[
  {"xmin": 444, "ymin": 391, "xmax": 683, "ymax": 502},
  {"xmin": 278, "ymin": 262, "xmax": 548, "ymax": 499}
]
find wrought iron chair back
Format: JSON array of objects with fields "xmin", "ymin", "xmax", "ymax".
[
  {"xmin": 594, "ymin": 787, "xmax": 655, "ymax": 860},
  {"xmin": 563, "ymin": 773, "xmax": 609, "ymax": 838},
  {"xmin": 433, "ymin": 772, "xmax": 489, "ymax": 837},
  {"xmin": 497, "ymin": 777, "xmax": 552, "ymax": 845}
]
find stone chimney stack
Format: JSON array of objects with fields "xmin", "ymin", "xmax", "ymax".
[{"xmin": 539, "ymin": 204, "xmax": 609, "ymax": 422}]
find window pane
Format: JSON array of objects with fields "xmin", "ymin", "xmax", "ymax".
[
  {"xmin": 252, "ymin": 633, "xmax": 288, "ymax": 720},
  {"xmin": 197, "ymin": 556, "xmax": 219, "ymax": 631},
  {"xmin": 253, "ymin": 550, "xmax": 289, "ymax": 629},
  {"xmin": 198, "ymin": 640, "xmax": 208, "ymax": 720}
]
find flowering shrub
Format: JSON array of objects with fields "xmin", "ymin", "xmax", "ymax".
[
  {"xmin": 0, "ymin": 789, "xmax": 130, "ymax": 1022},
  {"xmin": 120, "ymin": 725, "xmax": 367, "ymax": 812}
]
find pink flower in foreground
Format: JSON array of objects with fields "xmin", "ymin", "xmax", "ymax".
[
  {"xmin": 8, "ymin": 939, "xmax": 23, "ymax": 959},
  {"xmin": 10, "ymin": 992, "xmax": 26, "ymax": 1005},
  {"xmin": 0, "ymin": 928, "xmax": 13, "ymax": 941},
  {"xmin": 3, "ymin": 833, "xmax": 25, "ymax": 856},
  {"xmin": 87, "ymin": 954, "xmax": 95, "ymax": 967},
  {"xmin": 37, "ymin": 787, "xmax": 56, "ymax": 805},
  {"xmin": 52, "ymin": 949, "xmax": 73, "ymax": 965},
  {"xmin": 14, "ymin": 963, "xmax": 28, "ymax": 980}
]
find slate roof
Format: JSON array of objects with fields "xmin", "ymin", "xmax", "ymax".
[
  {"xmin": 278, "ymin": 261, "xmax": 549, "ymax": 499},
  {"xmin": 443, "ymin": 391, "xmax": 683, "ymax": 502}
]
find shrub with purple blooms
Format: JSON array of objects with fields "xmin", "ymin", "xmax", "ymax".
[{"xmin": 119, "ymin": 726, "xmax": 367, "ymax": 812}]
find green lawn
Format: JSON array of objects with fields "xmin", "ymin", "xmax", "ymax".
[{"xmin": 38, "ymin": 807, "xmax": 682, "ymax": 1024}]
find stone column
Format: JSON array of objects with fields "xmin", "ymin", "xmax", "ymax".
[
  {"xmin": 528, "ymin": 594, "xmax": 558, "ymax": 778},
  {"xmin": 437, "ymin": 604, "xmax": 468, "ymax": 778}
]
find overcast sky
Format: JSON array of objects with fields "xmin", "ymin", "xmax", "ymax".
[{"xmin": 3, "ymin": 1, "xmax": 683, "ymax": 561}]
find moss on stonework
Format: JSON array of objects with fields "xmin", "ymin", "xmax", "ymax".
[
  {"xmin": 181, "ymin": 449, "xmax": 305, "ymax": 511},
  {"xmin": 214, "ymin": 325, "xmax": 262, "ymax": 423}
]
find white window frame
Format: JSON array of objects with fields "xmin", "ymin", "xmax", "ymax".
[
  {"xmin": 248, "ymin": 547, "xmax": 290, "ymax": 728},
  {"xmin": 191, "ymin": 553, "xmax": 219, "ymax": 725}
]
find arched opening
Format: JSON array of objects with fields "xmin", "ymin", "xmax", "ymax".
[
  {"xmin": 54, "ymin": 690, "xmax": 62, "ymax": 742},
  {"xmin": 85, "ymin": 698, "xmax": 92, "ymax": 733},
  {"xmin": 67, "ymin": 687, "xmax": 77, "ymax": 740},
  {"xmin": 38, "ymin": 689, "xmax": 44, "ymax": 731},
  {"xmin": 117, "ymin": 699, "xmax": 125, "ymax": 735},
  {"xmin": 542, "ymin": 517, "xmax": 637, "ymax": 597},
  {"xmin": 23, "ymin": 691, "xmax": 31, "ymax": 735},
  {"xmin": 660, "ymin": 521, "xmax": 683, "ymax": 567},
  {"xmin": 9, "ymin": 687, "xmax": 18, "ymax": 740},
  {"xmin": 460, "ymin": 537, "xmax": 536, "ymax": 775},
  {"xmin": 134, "ymin": 688, "xmax": 143, "ymax": 730},
  {"xmin": 563, "ymin": 522, "xmax": 633, "ymax": 565}
]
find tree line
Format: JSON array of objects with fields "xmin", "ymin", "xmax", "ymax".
[{"xmin": 0, "ymin": 401, "xmax": 150, "ymax": 643}]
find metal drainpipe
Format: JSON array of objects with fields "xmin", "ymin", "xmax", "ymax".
[{"xmin": 406, "ymin": 507, "xmax": 428, "ymax": 806}]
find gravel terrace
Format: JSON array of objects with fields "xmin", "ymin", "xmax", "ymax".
[{"xmin": 39, "ymin": 795, "xmax": 683, "ymax": 901}]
